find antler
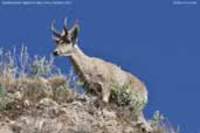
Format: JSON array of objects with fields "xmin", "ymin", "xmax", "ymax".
[
  {"xmin": 51, "ymin": 20, "xmax": 61, "ymax": 37},
  {"xmin": 63, "ymin": 17, "xmax": 68, "ymax": 35},
  {"xmin": 51, "ymin": 17, "xmax": 71, "ymax": 44}
]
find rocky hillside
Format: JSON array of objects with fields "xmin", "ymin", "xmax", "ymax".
[
  {"xmin": 0, "ymin": 47, "xmax": 177, "ymax": 133},
  {"xmin": 0, "ymin": 77, "xmax": 176, "ymax": 133}
]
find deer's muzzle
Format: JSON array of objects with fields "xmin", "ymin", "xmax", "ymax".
[{"xmin": 53, "ymin": 50, "xmax": 59, "ymax": 56}]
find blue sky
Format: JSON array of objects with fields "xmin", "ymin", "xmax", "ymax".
[{"xmin": 0, "ymin": 0, "xmax": 200, "ymax": 132}]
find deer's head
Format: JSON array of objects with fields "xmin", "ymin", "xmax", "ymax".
[{"xmin": 51, "ymin": 18, "xmax": 80, "ymax": 56}]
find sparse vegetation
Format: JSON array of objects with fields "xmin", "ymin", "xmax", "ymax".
[
  {"xmin": 111, "ymin": 84, "xmax": 147, "ymax": 116},
  {"xmin": 0, "ymin": 46, "xmax": 61, "ymax": 79},
  {"xmin": 0, "ymin": 46, "xmax": 177, "ymax": 133}
]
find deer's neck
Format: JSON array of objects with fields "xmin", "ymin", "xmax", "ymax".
[{"xmin": 69, "ymin": 45, "xmax": 90, "ymax": 81}]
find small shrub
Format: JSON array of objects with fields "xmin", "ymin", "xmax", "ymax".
[
  {"xmin": 31, "ymin": 55, "xmax": 61, "ymax": 78},
  {"xmin": 110, "ymin": 84, "xmax": 147, "ymax": 115},
  {"xmin": 48, "ymin": 76, "xmax": 71, "ymax": 102},
  {"xmin": 0, "ymin": 84, "xmax": 10, "ymax": 111},
  {"xmin": 0, "ymin": 84, "xmax": 6, "ymax": 97},
  {"xmin": 19, "ymin": 78, "xmax": 52, "ymax": 102},
  {"xmin": 150, "ymin": 111, "xmax": 179, "ymax": 133},
  {"xmin": 151, "ymin": 110, "xmax": 165, "ymax": 128}
]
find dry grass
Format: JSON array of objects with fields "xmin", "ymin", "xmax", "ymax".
[{"xmin": 0, "ymin": 46, "xmax": 178, "ymax": 133}]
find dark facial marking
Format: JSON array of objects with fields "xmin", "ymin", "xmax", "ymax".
[{"xmin": 53, "ymin": 50, "xmax": 59, "ymax": 56}]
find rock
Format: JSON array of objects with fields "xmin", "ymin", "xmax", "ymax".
[
  {"xmin": 39, "ymin": 98, "xmax": 58, "ymax": 107},
  {"xmin": 102, "ymin": 108, "xmax": 116, "ymax": 119},
  {"xmin": 14, "ymin": 91, "xmax": 23, "ymax": 100},
  {"xmin": 0, "ymin": 124, "xmax": 13, "ymax": 133},
  {"xmin": 23, "ymin": 99, "xmax": 30, "ymax": 107}
]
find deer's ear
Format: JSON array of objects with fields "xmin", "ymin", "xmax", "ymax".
[{"xmin": 70, "ymin": 24, "xmax": 80, "ymax": 44}]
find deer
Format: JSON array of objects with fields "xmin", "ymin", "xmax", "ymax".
[{"xmin": 51, "ymin": 18, "xmax": 152, "ymax": 133}]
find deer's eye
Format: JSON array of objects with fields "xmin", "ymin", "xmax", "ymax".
[
  {"xmin": 59, "ymin": 36, "xmax": 70, "ymax": 44},
  {"xmin": 63, "ymin": 38, "xmax": 71, "ymax": 44},
  {"xmin": 59, "ymin": 40, "xmax": 64, "ymax": 44}
]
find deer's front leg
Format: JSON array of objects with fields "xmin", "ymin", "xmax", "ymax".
[{"xmin": 102, "ymin": 85, "xmax": 111, "ymax": 103}]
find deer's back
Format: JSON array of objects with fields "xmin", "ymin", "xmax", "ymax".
[{"xmin": 85, "ymin": 57, "xmax": 148, "ymax": 97}]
